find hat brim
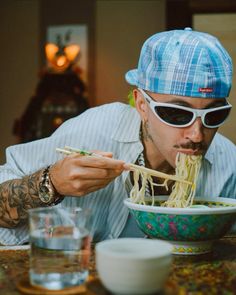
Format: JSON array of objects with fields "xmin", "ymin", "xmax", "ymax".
[{"xmin": 125, "ymin": 69, "xmax": 138, "ymax": 86}]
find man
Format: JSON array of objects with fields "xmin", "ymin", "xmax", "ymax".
[{"xmin": 0, "ymin": 28, "xmax": 236, "ymax": 245}]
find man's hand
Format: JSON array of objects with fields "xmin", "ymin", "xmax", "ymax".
[{"xmin": 50, "ymin": 151, "xmax": 125, "ymax": 197}]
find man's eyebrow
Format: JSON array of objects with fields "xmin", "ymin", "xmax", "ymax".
[
  {"xmin": 165, "ymin": 99, "xmax": 189, "ymax": 106},
  {"xmin": 165, "ymin": 99, "xmax": 227, "ymax": 108}
]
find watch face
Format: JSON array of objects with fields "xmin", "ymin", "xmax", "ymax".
[{"xmin": 39, "ymin": 186, "xmax": 52, "ymax": 203}]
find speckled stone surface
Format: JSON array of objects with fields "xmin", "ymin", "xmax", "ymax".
[{"xmin": 0, "ymin": 237, "xmax": 235, "ymax": 295}]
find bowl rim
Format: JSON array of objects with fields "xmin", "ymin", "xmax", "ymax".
[
  {"xmin": 95, "ymin": 238, "xmax": 173, "ymax": 259},
  {"xmin": 124, "ymin": 196, "xmax": 236, "ymax": 215}
]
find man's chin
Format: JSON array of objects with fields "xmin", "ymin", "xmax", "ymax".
[{"xmin": 165, "ymin": 157, "xmax": 176, "ymax": 169}]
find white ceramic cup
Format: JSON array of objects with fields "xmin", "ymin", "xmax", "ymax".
[{"xmin": 96, "ymin": 238, "xmax": 173, "ymax": 295}]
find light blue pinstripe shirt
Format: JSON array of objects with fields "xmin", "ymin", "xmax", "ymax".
[{"xmin": 0, "ymin": 102, "xmax": 236, "ymax": 245}]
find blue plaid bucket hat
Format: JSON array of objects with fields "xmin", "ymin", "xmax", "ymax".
[{"xmin": 125, "ymin": 28, "xmax": 232, "ymax": 98}]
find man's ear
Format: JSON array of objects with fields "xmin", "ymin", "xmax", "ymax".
[{"xmin": 133, "ymin": 89, "xmax": 148, "ymax": 120}]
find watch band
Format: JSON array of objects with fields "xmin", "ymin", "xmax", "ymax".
[{"xmin": 39, "ymin": 165, "xmax": 64, "ymax": 206}]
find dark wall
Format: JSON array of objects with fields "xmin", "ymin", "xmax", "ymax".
[
  {"xmin": 40, "ymin": 0, "xmax": 96, "ymax": 105},
  {"xmin": 166, "ymin": 0, "xmax": 236, "ymax": 30}
]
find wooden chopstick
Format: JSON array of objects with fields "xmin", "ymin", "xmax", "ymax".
[
  {"xmin": 56, "ymin": 147, "xmax": 101, "ymax": 157},
  {"xmin": 64, "ymin": 146, "xmax": 102, "ymax": 157},
  {"xmin": 56, "ymin": 146, "xmax": 193, "ymax": 185},
  {"xmin": 56, "ymin": 148, "xmax": 73, "ymax": 155}
]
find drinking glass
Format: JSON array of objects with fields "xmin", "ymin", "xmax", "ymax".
[{"xmin": 28, "ymin": 207, "xmax": 92, "ymax": 290}]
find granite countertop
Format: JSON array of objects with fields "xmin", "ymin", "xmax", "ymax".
[{"xmin": 0, "ymin": 236, "xmax": 235, "ymax": 295}]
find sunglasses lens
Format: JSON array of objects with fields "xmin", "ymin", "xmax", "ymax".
[
  {"xmin": 154, "ymin": 106, "xmax": 194, "ymax": 126},
  {"xmin": 205, "ymin": 108, "xmax": 231, "ymax": 127}
]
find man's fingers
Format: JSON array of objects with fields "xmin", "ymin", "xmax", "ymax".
[
  {"xmin": 69, "ymin": 166, "xmax": 123, "ymax": 180},
  {"xmin": 71, "ymin": 179, "xmax": 113, "ymax": 196},
  {"xmin": 90, "ymin": 150, "xmax": 114, "ymax": 158},
  {"xmin": 72, "ymin": 155, "xmax": 125, "ymax": 170}
]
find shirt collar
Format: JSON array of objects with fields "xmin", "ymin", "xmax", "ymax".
[
  {"xmin": 111, "ymin": 106, "xmax": 141, "ymax": 142},
  {"xmin": 203, "ymin": 142, "xmax": 215, "ymax": 165}
]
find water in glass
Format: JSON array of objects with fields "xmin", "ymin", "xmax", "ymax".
[{"xmin": 30, "ymin": 226, "xmax": 90, "ymax": 290}]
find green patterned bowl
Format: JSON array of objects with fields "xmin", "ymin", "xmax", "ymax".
[{"xmin": 124, "ymin": 196, "xmax": 236, "ymax": 255}]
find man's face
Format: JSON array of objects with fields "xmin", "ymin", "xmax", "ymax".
[{"xmin": 134, "ymin": 89, "xmax": 228, "ymax": 167}]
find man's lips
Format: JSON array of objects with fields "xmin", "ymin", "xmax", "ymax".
[
  {"xmin": 174, "ymin": 142, "xmax": 207, "ymax": 156},
  {"xmin": 176, "ymin": 148, "xmax": 203, "ymax": 156}
]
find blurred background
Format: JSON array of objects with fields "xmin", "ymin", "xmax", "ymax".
[{"xmin": 0, "ymin": 0, "xmax": 235, "ymax": 164}]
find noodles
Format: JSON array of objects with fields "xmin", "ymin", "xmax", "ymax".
[
  {"xmin": 162, "ymin": 153, "xmax": 202, "ymax": 208},
  {"xmin": 130, "ymin": 153, "xmax": 202, "ymax": 208},
  {"xmin": 130, "ymin": 169, "xmax": 169, "ymax": 206}
]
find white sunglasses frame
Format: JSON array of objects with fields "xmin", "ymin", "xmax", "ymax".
[{"xmin": 138, "ymin": 88, "xmax": 232, "ymax": 129}]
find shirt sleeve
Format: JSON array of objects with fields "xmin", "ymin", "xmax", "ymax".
[
  {"xmin": 0, "ymin": 103, "xmax": 136, "ymax": 245},
  {"xmin": 0, "ymin": 224, "xmax": 29, "ymax": 246}
]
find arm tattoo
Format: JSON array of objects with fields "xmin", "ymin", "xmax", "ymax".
[{"xmin": 0, "ymin": 169, "xmax": 46, "ymax": 228}]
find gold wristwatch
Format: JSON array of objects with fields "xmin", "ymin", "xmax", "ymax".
[{"xmin": 38, "ymin": 165, "xmax": 64, "ymax": 206}]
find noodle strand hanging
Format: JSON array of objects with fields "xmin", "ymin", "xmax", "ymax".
[{"xmin": 130, "ymin": 153, "xmax": 202, "ymax": 208}]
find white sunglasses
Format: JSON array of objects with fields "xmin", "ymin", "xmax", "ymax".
[{"xmin": 139, "ymin": 88, "xmax": 232, "ymax": 128}]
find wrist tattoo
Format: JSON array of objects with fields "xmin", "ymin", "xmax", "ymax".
[{"xmin": 0, "ymin": 169, "xmax": 46, "ymax": 228}]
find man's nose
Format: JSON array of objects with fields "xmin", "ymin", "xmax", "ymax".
[{"xmin": 184, "ymin": 118, "xmax": 204, "ymax": 143}]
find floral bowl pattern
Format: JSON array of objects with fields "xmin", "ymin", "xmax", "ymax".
[{"xmin": 124, "ymin": 196, "xmax": 236, "ymax": 255}]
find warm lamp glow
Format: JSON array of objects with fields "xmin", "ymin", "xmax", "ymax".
[
  {"xmin": 56, "ymin": 56, "xmax": 67, "ymax": 67},
  {"xmin": 45, "ymin": 42, "xmax": 80, "ymax": 72},
  {"xmin": 64, "ymin": 44, "xmax": 80, "ymax": 61},
  {"xmin": 45, "ymin": 44, "xmax": 59, "ymax": 61}
]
